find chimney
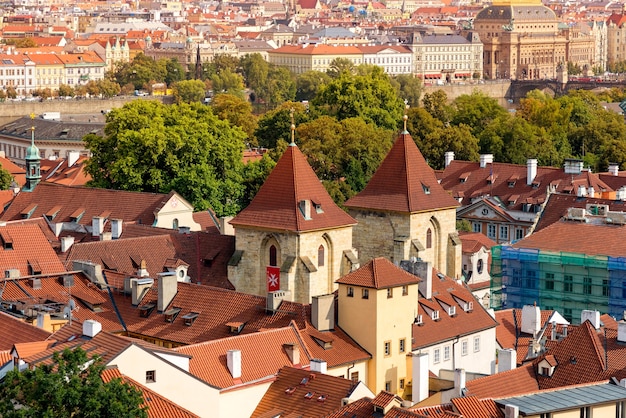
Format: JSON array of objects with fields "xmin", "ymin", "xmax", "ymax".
[
  {"xmin": 92, "ymin": 216, "xmax": 105, "ymax": 237},
  {"xmin": 299, "ymin": 200, "xmax": 311, "ymax": 219},
  {"xmin": 581, "ymin": 310, "xmax": 601, "ymax": 329},
  {"xmin": 479, "ymin": 154, "xmax": 493, "ymax": 168},
  {"xmin": 589, "ymin": 186, "xmax": 595, "ymax": 198},
  {"xmin": 72, "ymin": 260, "xmax": 105, "ymax": 286},
  {"xmin": 227, "ymin": 349, "xmax": 242, "ymax": 379},
  {"xmin": 454, "ymin": 368, "xmax": 466, "ymax": 397},
  {"xmin": 110, "ymin": 219, "xmax": 123, "ymax": 239},
  {"xmin": 444, "ymin": 151, "xmax": 455, "ymax": 168},
  {"xmin": 497, "ymin": 348, "xmax": 516, "ymax": 372},
  {"xmin": 310, "ymin": 359, "xmax": 327, "ymax": 374},
  {"xmin": 416, "ymin": 260, "xmax": 432, "ymax": 300},
  {"xmin": 100, "ymin": 231, "xmax": 112, "ymax": 241},
  {"xmin": 504, "ymin": 404, "xmax": 519, "ymax": 418},
  {"xmin": 61, "ymin": 236, "xmax": 75, "ymax": 252},
  {"xmin": 157, "ymin": 274, "xmax": 177, "ymax": 312},
  {"xmin": 83, "ymin": 319, "xmax": 102, "ymax": 337},
  {"xmin": 412, "ymin": 352, "xmax": 429, "ymax": 403},
  {"xmin": 131, "ymin": 278, "xmax": 153, "ymax": 305},
  {"xmin": 67, "ymin": 150, "xmax": 80, "ymax": 167},
  {"xmin": 564, "ymin": 158, "xmax": 583, "ymax": 175},
  {"xmin": 577, "ymin": 185, "xmax": 586, "ymax": 197},
  {"xmin": 521, "ymin": 304, "xmax": 541, "ymax": 335},
  {"xmin": 283, "ymin": 343, "xmax": 300, "ymax": 365},
  {"xmin": 311, "ymin": 294, "xmax": 335, "ymax": 331},
  {"xmin": 219, "ymin": 216, "xmax": 235, "ymax": 236},
  {"xmin": 618, "ymin": 321, "xmax": 626, "ymax": 343},
  {"xmin": 526, "ymin": 159, "xmax": 537, "ymax": 185},
  {"xmin": 137, "ymin": 260, "xmax": 149, "ymax": 277},
  {"xmin": 609, "ymin": 163, "xmax": 620, "ymax": 176}
]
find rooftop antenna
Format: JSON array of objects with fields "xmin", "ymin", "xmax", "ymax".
[{"xmin": 289, "ymin": 107, "xmax": 296, "ymax": 146}]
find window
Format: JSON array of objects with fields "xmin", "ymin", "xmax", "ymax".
[
  {"xmin": 350, "ymin": 371, "xmax": 359, "ymax": 383},
  {"xmin": 473, "ymin": 336, "xmax": 480, "ymax": 352},
  {"xmin": 399, "ymin": 338, "xmax": 406, "ymax": 353},
  {"xmin": 564, "ymin": 275, "xmax": 573, "ymax": 292},
  {"xmin": 434, "ymin": 348, "xmax": 441, "ymax": 363},
  {"xmin": 387, "ymin": 288, "xmax": 393, "ymax": 298},
  {"xmin": 402, "ymin": 285, "xmax": 408, "ymax": 296},
  {"xmin": 487, "ymin": 224, "xmax": 496, "ymax": 239},
  {"xmin": 461, "ymin": 340, "xmax": 468, "ymax": 356},
  {"xmin": 499, "ymin": 225, "xmax": 508, "ymax": 240},
  {"xmin": 347, "ymin": 287, "xmax": 354, "ymax": 297},
  {"xmin": 269, "ymin": 245, "xmax": 277, "ymax": 267},
  {"xmin": 362, "ymin": 288, "xmax": 369, "ymax": 299},
  {"xmin": 583, "ymin": 277, "xmax": 592, "ymax": 295},
  {"xmin": 318, "ymin": 245, "xmax": 324, "ymax": 267},
  {"xmin": 472, "ymin": 222, "xmax": 481, "ymax": 233},
  {"xmin": 444, "ymin": 345, "xmax": 450, "ymax": 361},
  {"xmin": 603, "ymin": 279, "xmax": 610, "ymax": 297},
  {"xmin": 399, "ymin": 378, "xmax": 405, "ymax": 389},
  {"xmin": 545, "ymin": 273, "xmax": 554, "ymax": 290},
  {"xmin": 616, "ymin": 401, "xmax": 625, "ymax": 418},
  {"xmin": 580, "ymin": 406, "xmax": 591, "ymax": 418},
  {"xmin": 145, "ymin": 370, "xmax": 156, "ymax": 383},
  {"xmin": 385, "ymin": 381, "xmax": 391, "ymax": 392},
  {"xmin": 426, "ymin": 229, "xmax": 432, "ymax": 248},
  {"xmin": 384, "ymin": 341, "xmax": 391, "ymax": 356},
  {"xmin": 540, "ymin": 413, "xmax": 552, "ymax": 418},
  {"xmin": 477, "ymin": 259, "xmax": 484, "ymax": 274},
  {"xmin": 172, "ymin": 218, "xmax": 178, "ymax": 229}
]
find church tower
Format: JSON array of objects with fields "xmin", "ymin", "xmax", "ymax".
[
  {"xmin": 344, "ymin": 122, "xmax": 462, "ymax": 279},
  {"xmin": 228, "ymin": 124, "xmax": 359, "ymax": 304},
  {"xmin": 23, "ymin": 114, "xmax": 41, "ymax": 192}
]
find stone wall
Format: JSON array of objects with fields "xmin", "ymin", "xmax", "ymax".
[{"xmin": 422, "ymin": 81, "xmax": 512, "ymax": 106}]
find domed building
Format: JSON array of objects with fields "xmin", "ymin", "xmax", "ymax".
[{"xmin": 473, "ymin": 0, "xmax": 592, "ymax": 80}]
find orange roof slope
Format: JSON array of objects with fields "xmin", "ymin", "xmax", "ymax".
[
  {"xmin": 251, "ymin": 367, "xmax": 360, "ymax": 418},
  {"xmin": 336, "ymin": 257, "xmax": 420, "ymax": 289},
  {"xmin": 298, "ymin": 322, "xmax": 370, "ymax": 367},
  {"xmin": 345, "ymin": 132, "xmax": 459, "ymax": 213},
  {"xmin": 230, "ymin": 144, "xmax": 356, "ymax": 232},
  {"xmin": 0, "ymin": 311, "xmax": 51, "ymax": 351}
]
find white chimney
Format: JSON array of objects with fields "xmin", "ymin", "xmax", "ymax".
[
  {"xmin": 444, "ymin": 151, "xmax": 455, "ymax": 168},
  {"xmin": 92, "ymin": 216, "xmax": 105, "ymax": 237},
  {"xmin": 61, "ymin": 236, "xmax": 75, "ymax": 253},
  {"xmin": 110, "ymin": 219, "xmax": 123, "ymax": 239},
  {"xmin": 479, "ymin": 154, "xmax": 493, "ymax": 168},
  {"xmin": 412, "ymin": 352, "xmax": 429, "ymax": 403},
  {"xmin": 157, "ymin": 274, "xmax": 177, "ymax": 312},
  {"xmin": 227, "ymin": 349, "xmax": 242, "ymax": 379},
  {"xmin": 577, "ymin": 185, "xmax": 586, "ymax": 197},
  {"xmin": 618, "ymin": 322, "xmax": 626, "ymax": 343},
  {"xmin": 589, "ymin": 186, "xmax": 595, "ymax": 198},
  {"xmin": 581, "ymin": 310, "xmax": 601, "ymax": 329},
  {"xmin": 526, "ymin": 159, "xmax": 537, "ymax": 185},
  {"xmin": 284, "ymin": 343, "xmax": 300, "ymax": 365},
  {"xmin": 219, "ymin": 216, "xmax": 235, "ymax": 236},
  {"xmin": 67, "ymin": 150, "xmax": 80, "ymax": 167},
  {"xmin": 609, "ymin": 163, "xmax": 620, "ymax": 176},
  {"xmin": 521, "ymin": 305, "xmax": 541, "ymax": 335},
  {"xmin": 83, "ymin": 319, "xmax": 102, "ymax": 337},
  {"xmin": 311, "ymin": 294, "xmax": 335, "ymax": 331},
  {"xmin": 497, "ymin": 348, "xmax": 516, "ymax": 373},
  {"xmin": 454, "ymin": 368, "xmax": 466, "ymax": 397},
  {"xmin": 505, "ymin": 404, "xmax": 519, "ymax": 418},
  {"xmin": 414, "ymin": 260, "xmax": 432, "ymax": 300},
  {"xmin": 310, "ymin": 359, "xmax": 327, "ymax": 374}
]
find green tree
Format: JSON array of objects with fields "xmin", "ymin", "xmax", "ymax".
[
  {"xmin": 0, "ymin": 347, "xmax": 147, "ymax": 418},
  {"xmin": 172, "ymin": 79, "xmax": 206, "ymax": 104},
  {"xmin": 457, "ymin": 219, "xmax": 471, "ymax": 232},
  {"xmin": 211, "ymin": 93, "xmax": 258, "ymax": 142},
  {"xmin": 257, "ymin": 66, "xmax": 296, "ymax": 108},
  {"xmin": 58, "ymin": 84, "xmax": 75, "ymax": 98},
  {"xmin": 211, "ymin": 69, "xmax": 245, "ymax": 96},
  {"xmin": 110, "ymin": 53, "xmax": 165, "ymax": 90},
  {"xmin": 163, "ymin": 58, "xmax": 185, "ymax": 86},
  {"xmin": 255, "ymin": 101, "xmax": 310, "ymax": 149},
  {"xmin": 0, "ymin": 165, "xmax": 12, "ymax": 189},
  {"xmin": 85, "ymin": 80, "xmax": 101, "ymax": 97},
  {"xmin": 240, "ymin": 53, "xmax": 269, "ymax": 93},
  {"xmin": 421, "ymin": 124, "xmax": 480, "ymax": 169},
  {"xmin": 450, "ymin": 91, "xmax": 508, "ymax": 137},
  {"xmin": 422, "ymin": 90, "xmax": 451, "ymax": 123},
  {"xmin": 326, "ymin": 58, "xmax": 356, "ymax": 78},
  {"xmin": 295, "ymin": 70, "xmax": 331, "ymax": 102},
  {"xmin": 392, "ymin": 74, "xmax": 423, "ymax": 107},
  {"xmin": 202, "ymin": 54, "xmax": 240, "ymax": 80},
  {"xmin": 84, "ymin": 100, "xmax": 246, "ymax": 215},
  {"xmin": 97, "ymin": 78, "xmax": 122, "ymax": 98},
  {"xmin": 312, "ymin": 66, "xmax": 404, "ymax": 130},
  {"xmin": 241, "ymin": 154, "xmax": 276, "ymax": 208},
  {"xmin": 567, "ymin": 61, "xmax": 582, "ymax": 75}
]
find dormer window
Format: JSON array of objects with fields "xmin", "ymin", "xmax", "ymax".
[
  {"xmin": 448, "ymin": 306, "xmax": 456, "ymax": 316},
  {"xmin": 1, "ymin": 230, "xmax": 14, "ymax": 250},
  {"xmin": 299, "ymin": 200, "xmax": 311, "ymax": 220},
  {"xmin": 312, "ymin": 200, "xmax": 323, "ymax": 214},
  {"xmin": 139, "ymin": 303, "xmax": 156, "ymax": 318},
  {"xmin": 422, "ymin": 184, "xmax": 430, "ymax": 195},
  {"xmin": 226, "ymin": 321, "xmax": 245, "ymax": 334},
  {"xmin": 415, "ymin": 314, "xmax": 423, "ymax": 325},
  {"xmin": 164, "ymin": 307, "xmax": 182, "ymax": 323},
  {"xmin": 182, "ymin": 312, "xmax": 199, "ymax": 326},
  {"xmin": 431, "ymin": 310, "xmax": 440, "ymax": 321}
]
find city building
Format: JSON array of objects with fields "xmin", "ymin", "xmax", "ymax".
[{"xmin": 410, "ymin": 32, "xmax": 483, "ymax": 81}]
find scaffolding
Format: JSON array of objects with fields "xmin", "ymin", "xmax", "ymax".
[{"xmin": 491, "ymin": 245, "xmax": 626, "ymax": 324}]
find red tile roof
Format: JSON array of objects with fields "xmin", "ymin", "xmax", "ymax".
[
  {"xmin": 451, "ymin": 396, "xmax": 503, "ymax": 418},
  {"xmin": 101, "ymin": 367, "xmax": 200, "ymax": 418},
  {"xmin": 0, "ymin": 311, "xmax": 51, "ymax": 350},
  {"xmin": 12, "ymin": 340, "xmax": 57, "ymax": 359},
  {"xmin": 175, "ymin": 324, "xmax": 309, "ymax": 389},
  {"xmin": 534, "ymin": 193, "xmax": 626, "ymax": 232},
  {"xmin": 298, "ymin": 322, "xmax": 370, "ymax": 367},
  {"xmin": 413, "ymin": 269, "xmax": 498, "ymax": 349},
  {"xmin": 345, "ymin": 132, "xmax": 459, "ymax": 213},
  {"xmin": 336, "ymin": 257, "xmax": 421, "ymax": 289},
  {"xmin": 230, "ymin": 144, "xmax": 356, "ymax": 232},
  {"xmin": 458, "ymin": 232, "xmax": 496, "ymax": 254},
  {"xmin": 251, "ymin": 367, "xmax": 360, "ymax": 417}
]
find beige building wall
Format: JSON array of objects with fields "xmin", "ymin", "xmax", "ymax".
[
  {"xmin": 328, "ymin": 361, "xmax": 369, "ymax": 384},
  {"xmin": 525, "ymin": 403, "xmax": 618, "ymax": 418},
  {"xmin": 267, "ymin": 50, "xmax": 363, "ymax": 74},
  {"xmin": 229, "ymin": 225, "xmax": 355, "ymax": 303},
  {"xmin": 608, "ymin": 19, "xmax": 626, "ymax": 67},
  {"xmin": 154, "ymin": 193, "xmax": 202, "ymax": 231},
  {"xmin": 219, "ymin": 382, "xmax": 272, "ymax": 418},
  {"xmin": 350, "ymin": 207, "xmax": 461, "ymax": 279},
  {"xmin": 337, "ymin": 282, "xmax": 418, "ymax": 395}
]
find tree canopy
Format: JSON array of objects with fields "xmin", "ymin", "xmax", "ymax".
[
  {"xmin": 0, "ymin": 347, "xmax": 147, "ymax": 418},
  {"xmin": 84, "ymin": 100, "xmax": 247, "ymax": 215},
  {"xmin": 0, "ymin": 165, "xmax": 12, "ymax": 190}
]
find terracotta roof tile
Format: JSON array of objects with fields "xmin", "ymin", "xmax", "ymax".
[
  {"xmin": 175, "ymin": 325, "xmax": 309, "ymax": 389},
  {"xmin": 101, "ymin": 367, "xmax": 200, "ymax": 418},
  {"xmin": 336, "ymin": 257, "xmax": 421, "ymax": 289},
  {"xmin": 12, "ymin": 340, "xmax": 57, "ymax": 358},
  {"xmin": 452, "ymin": 396, "xmax": 503, "ymax": 418},
  {"xmin": 230, "ymin": 144, "xmax": 356, "ymax": 232},
  {"xmin": 0, "ymin": 350, "xmax": 10, "ymax": 365},
  {"xmin": 534, "ymin": 193, "xmax": 626, "ymax": 232},
  {"xmin": 345, "ymin": 132, "xmax": 459, "ymax": 213},
  {"xmin": 298, "ymin": 322, "xmax": 370, "ymax": 367},
  {"xmin": 251, "ymin": 367, "xmax": 359, "ymax": 417},
  {"xmin": 0, "ymin": 311, "xmax": 52, "ymax": 350}
]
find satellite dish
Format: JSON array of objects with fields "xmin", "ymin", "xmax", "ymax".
[
  {"xmin": 63, "ymin": 306, "xmax": 71, "ymax": 319},
  {"xmin": 68, "ymin": 298, "xmax": 76, "ymax": 311}
]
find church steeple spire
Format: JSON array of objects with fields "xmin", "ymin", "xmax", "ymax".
[{"xmin": 23, "ymin": 113, "xmax": 41, "ymax": 192}]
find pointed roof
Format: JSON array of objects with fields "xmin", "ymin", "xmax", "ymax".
[
  {"xmin": 345, "ymin": 132, "xmax": 459, "ymax": 213},
  {"xmin": 335, "ymin": 257, "xmax": 420, "ymax": 289},
  {"xmin": 230, "ymin": 145, "xmax": 356, "ymax": 232}
]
